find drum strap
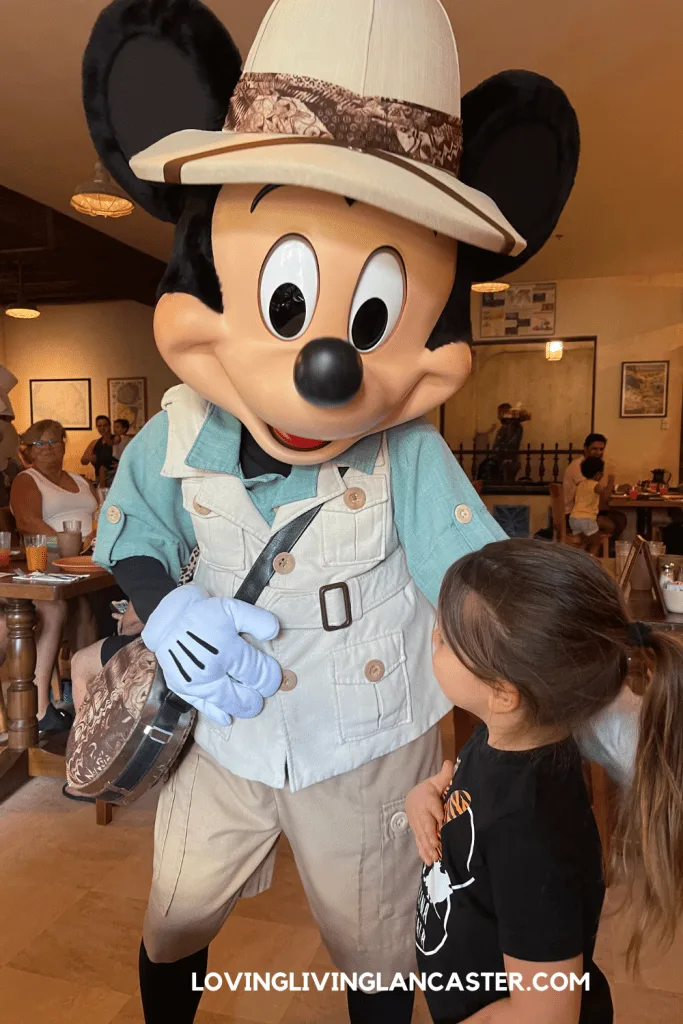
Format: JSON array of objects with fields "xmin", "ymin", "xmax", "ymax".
[{"xmin": 99, "ymin": 468, "xmax": 349, "ymax": 800}]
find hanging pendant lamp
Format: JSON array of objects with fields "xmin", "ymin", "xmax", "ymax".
[
  {"xmin": 70, "ymin": 160, "xmax": 134, "ymax": 218},
  {"xmin": 5, "ymin": 262, "xmax": 40, "ymax": 319}
]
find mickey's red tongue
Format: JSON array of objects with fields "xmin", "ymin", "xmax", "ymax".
[{"xmin": 270, "ymin": 428, "xmax": 328, "ymax": 451}]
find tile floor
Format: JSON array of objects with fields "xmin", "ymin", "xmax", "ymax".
[{"xmin": 1, "ymin": 720, "xmax": 682, "ymax": 1023}]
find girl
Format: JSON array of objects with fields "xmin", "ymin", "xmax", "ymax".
[{"xmin": 407, "ymin": 539, "xmax": 683, "ymax": 1024}]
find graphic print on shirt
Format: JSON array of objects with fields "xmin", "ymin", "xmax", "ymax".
[{"xmin": 416, "ymin": 777, "xmax": 476, "ymax": 956}]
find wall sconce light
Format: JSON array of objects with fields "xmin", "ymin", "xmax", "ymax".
[
  {"xmin": 471, "ymin": 281, "xmax": 510, "ymax": 294},
  {"xmin": 70, "ymin": 161, "xmax": 134, "ymax": 218},
  {"xmin": 545, "ymin": 340, "xmax": 564, "ymax": 361}
]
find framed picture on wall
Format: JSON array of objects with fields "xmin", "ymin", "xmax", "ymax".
[
  {"xmin": 108, "ymin": 377, "xmax": 148, "ymax": 435},
  {"xmin": 620, "ymin": 361, "xmax": 669, "ymax": 418},
  {"xmin": 479, "ymin": 283, "xmax": 557, "ymax": 338},
  {"xmin": 29, "ymin": 378, "xmax": 92, "ymax": 430}
]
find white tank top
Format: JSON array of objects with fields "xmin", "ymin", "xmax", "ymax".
[{"xmin": 21, "ymin": 468, "xmax": 97, "ymax": 534}]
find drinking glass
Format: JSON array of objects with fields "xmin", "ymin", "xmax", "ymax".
[
  {"xmin": 25, "ymin": 535, "xmax": 48, "ymax": 573},
  {"xmin": 0, "ymin": 531, "xmax": 11, "ymax": 570},
  {"xmin": 57, "ymin": 531, "xmax": 83, "ymax": 558},
  {"xmin": 62, "ymin": 520, "xmax": 81, "ymax": 533}
]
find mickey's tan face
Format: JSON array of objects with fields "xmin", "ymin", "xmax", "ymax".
[{"xmin": 155, "ymin": 184, "xmax": 471, "ymax": 465}]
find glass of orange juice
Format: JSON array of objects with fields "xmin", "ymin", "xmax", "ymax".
[
  {"xmin": 0, "ymin": 532, "xmax": 10, "ymax": 570},
  {"xmin": 25, "ymin": 535, "xmax": 48, "ymax": 573}
]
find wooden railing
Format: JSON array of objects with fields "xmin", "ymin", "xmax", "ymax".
[{"xmin": 452, "ymin": 442, "xmax": 579, "ymax": 484}]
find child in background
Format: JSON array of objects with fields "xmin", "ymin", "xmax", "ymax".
[
  {"xmin": 408, "ymin": 540, "xmax": 683, "ymax": 1024},
  {"xmin": 569, "ymin": 456, "xmax": 614, "ymax": 554}
]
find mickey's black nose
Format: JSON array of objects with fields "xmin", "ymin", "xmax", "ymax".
[{"xmin": 294, "ymin": 337, "xmax": 363, "ymax": 408}]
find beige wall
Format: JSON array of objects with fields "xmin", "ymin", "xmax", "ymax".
[
  {"xmin": 469, "ymin": 273, "xmax": 683, "ymax": 485},
  {"xmin": 3, "ymin": 301, "xmax": 178, "ymax": 474},
  {"xmin": 445, "ymin": 341, "xmax": 594, "ymax": 452}
]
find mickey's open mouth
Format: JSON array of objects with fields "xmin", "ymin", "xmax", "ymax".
[{"xmin": 268, "ymin": 426, "xmax": 331, "ymax": 452}]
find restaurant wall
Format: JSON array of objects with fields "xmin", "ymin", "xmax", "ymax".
[
  {"xmin": 3, "ymin": 301, "xmax": 178, "ymax": 475},
  {"xmin": 471, "ymin": 272, "xmax": 683, "ymax": 486}
]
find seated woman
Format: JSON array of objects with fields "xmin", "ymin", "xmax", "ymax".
[{"xmin": 10, "ymin": 419, "xmax": 99, "ymax": 730}]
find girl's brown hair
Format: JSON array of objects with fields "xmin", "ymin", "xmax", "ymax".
[{"xmin": 438, "ymin": 539, "xmax": 683, "ymax": 968}]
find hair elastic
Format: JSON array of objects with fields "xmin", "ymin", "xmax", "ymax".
[{"xmin": 628, "ymin": 621, "xmax": 653, "ymax": 647}]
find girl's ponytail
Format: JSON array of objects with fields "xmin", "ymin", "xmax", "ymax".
[{"xmin": 614, "ymin": 629, "xmax": 683, "ymax": 968}]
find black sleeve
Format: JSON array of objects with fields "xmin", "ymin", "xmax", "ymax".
[
  {"xmin": 484, "ymin": 809, "xmax": 585, "ymax": 963},
  {"xmin": 113, "ymin": 555, "xmax": 177, "ymax": 624}
]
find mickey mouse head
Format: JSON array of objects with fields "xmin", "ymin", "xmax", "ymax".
[{"xmin": 83, "ymin": 0, "xmax": 578, "ymax": 465}]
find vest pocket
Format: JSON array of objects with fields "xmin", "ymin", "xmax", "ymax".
[
  {"xmin": 331, "ymin": 631, "xmax": 412, "ymax": 742},
  {"xmin": 182, "ymin": 486, "xmax": 246, "ymax": 572},
  {"xmin": 321, "ymin": 474, "xmax": 388, "ymax": 567}
]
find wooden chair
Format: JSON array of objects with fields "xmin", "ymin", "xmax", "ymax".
[
  {"xmin": 548, "ymin": 483, "xmax": 609, "ymax": 557},
  {"xmin": 472, "ymin": 479, "xmax": 484, "ymax": 496}
]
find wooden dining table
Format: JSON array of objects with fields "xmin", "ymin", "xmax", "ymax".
[
  {"xmin": 0, "ymin": 564, "xmax": 118, "ymax": 803},
  {"xmin": 608, "ymin": 494, "xmax": 683, "ymax": 540}
]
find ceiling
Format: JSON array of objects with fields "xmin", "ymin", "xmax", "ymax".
[
  {"xmin": 0, "ymin": 0, "xmax": 681, "ymax": 282},
  {"xmin": 0, "ymin": 184, "xmax": 165, "ymax": 306}
]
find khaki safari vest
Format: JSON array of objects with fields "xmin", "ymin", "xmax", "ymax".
[{"xmin": 162, "ymin": 385, "xmax": 451, "ymax": 791}]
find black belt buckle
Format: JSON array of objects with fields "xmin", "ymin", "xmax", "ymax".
[{"xmin": 319, "ymin": 582, "xmax": 352, "ymax": 632}]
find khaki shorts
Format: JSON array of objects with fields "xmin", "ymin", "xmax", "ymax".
[{"xmin": 144, "ymin": 727, "xmax": 441, "ymax": 973}]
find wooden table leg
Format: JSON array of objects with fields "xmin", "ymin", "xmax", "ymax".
[
  {"xmin": 636, "ymin": 508, "xmax": 652, "ymax": 541},
  {"xmin": 0, "ymin": 684, "xmax": 7, "ymax": 734},
  {"xmin": 6, "ymin": 598, "xmax": 38, "ymax": 750},
  {"xmin": 0, "ymin": 598, "xmax": 37, "ymax": 801}
]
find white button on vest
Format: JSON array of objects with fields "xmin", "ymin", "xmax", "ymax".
[
  {"xmin": 106, "ymin": 505, "xmax": 122, "ymax": 525},
  {"xmin": 364, "ymin": 659, "xmax": 385, "ymax": 682},
  {"xmin": 390, "ymin": 811, "xmax": 409, "ymax": 834},
  {"xmin": 280, "ymin": 670, "xmax": 298, "ymax": 692},
  {"xmin": 344, "ymin": 487, "xmax": 367, "ymax": 510},
  {"xmin": 454, "ymin": 504, "xmax": 472, "ymax": 524},
  {"xmin": 273, "ymin": 552, "xmax": 295, "ymax": 575}
]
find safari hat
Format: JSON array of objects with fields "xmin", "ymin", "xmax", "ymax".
[{"xmin": 130, "ymin": 0, "xmax": 526, "ymax": 256}]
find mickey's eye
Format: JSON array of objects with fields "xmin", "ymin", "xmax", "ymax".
[
  {"xmin": 259, "ymin": 236, "xmax": 319, "ymax": 340},
  {"xmin": 349, "ymin": 249, "xmax": 405, "ymax": 352}
]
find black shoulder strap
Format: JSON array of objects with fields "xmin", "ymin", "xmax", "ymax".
[
  {"xmin": 103, "ymin": 467, "xmax": 349, "ymax": 800},
  {"xmin": 235, "ymin": 466, "xmax": 348, "ymax": 605}
]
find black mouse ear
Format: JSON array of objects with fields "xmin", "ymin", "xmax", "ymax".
[
  {"xmin": 83, "ymin": 0, "xmax": 242, "ymax": 222},
  {"xmin": 457, "ymin": 70, "xmax": 580, "ymax": 283}
]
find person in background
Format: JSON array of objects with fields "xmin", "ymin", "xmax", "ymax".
[
  {"xmin": 11, "ymin": 419, "xmax": 100, "ymax": 730},
  {"xmin": 478, "ymin": 403, "xmax": 530, "ymax": 485},
  {"xmin": 569, "ymin": 456, "xmax": 614, "ymax": 555},
  {"xmin": 563, "ymin": 433, "xmax": 626, "ymax": 545},
  {"xmin": 0, "ymin": 366, "xmax": 23, "ymax": 506},
  {"xmin": 112, "ymin": 418, "xmax": 132, "ymax": 462},
  {"xmin": 81, "ymin": 414, "xmax": 115, "ymax": 487}
]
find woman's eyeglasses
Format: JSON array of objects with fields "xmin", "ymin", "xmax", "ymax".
[{"xmin": 31, "ymin": 439, "xmax": 64, "ymax": 450}]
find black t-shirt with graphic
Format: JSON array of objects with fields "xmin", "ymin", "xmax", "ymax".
[{"xmin": 415, "ymin": 726, "xmax": 613, "ymax": 1023}]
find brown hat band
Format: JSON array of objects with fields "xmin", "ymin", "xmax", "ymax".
[{"xmin": 225, "ymin": 72, "xmax": 463, "ymax": 176}]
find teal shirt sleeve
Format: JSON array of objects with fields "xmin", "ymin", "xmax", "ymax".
[
  {"xmin": 388, "ymin": 419, "xmax": 508, "ymax": 607},
  {"xmin": 94, "ymin": 411, "xmax": 197, "ymax": 582}
]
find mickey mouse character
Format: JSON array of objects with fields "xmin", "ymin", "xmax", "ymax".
[{"xmin": 83, "ymin": 1, "xmax": 588, "ymax": 1020}]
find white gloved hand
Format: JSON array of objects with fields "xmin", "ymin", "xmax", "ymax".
[{"xmin": 142, "ymin": 584, "xmax": 282, "ymax": 726}]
